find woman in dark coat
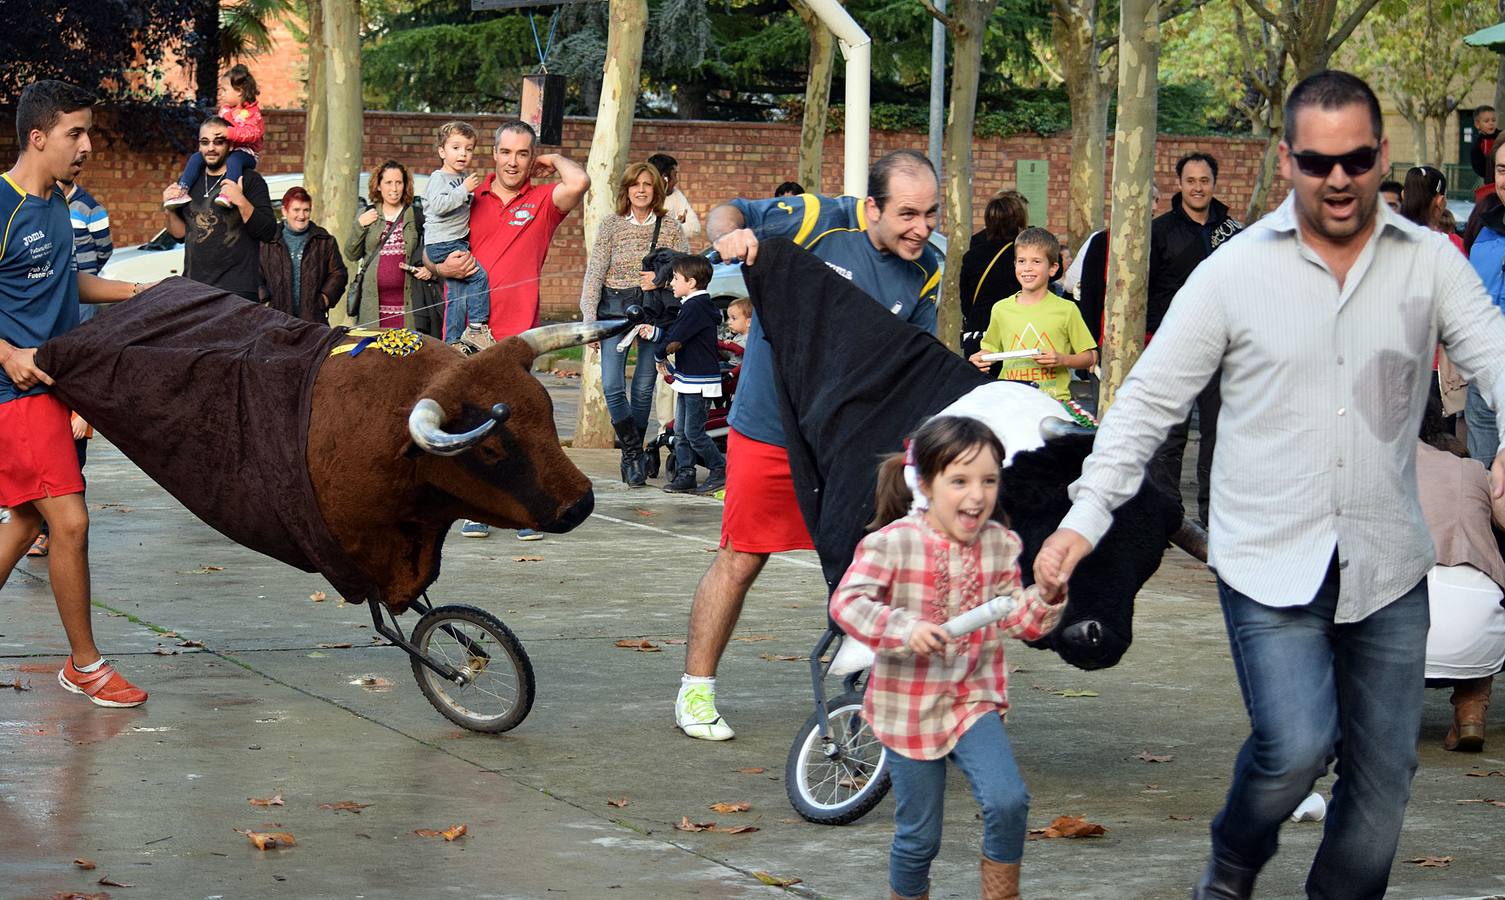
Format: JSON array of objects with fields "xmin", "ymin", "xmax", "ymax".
[
  {"xmin": 344, "ymin": 160, "xmax": 442, "ymax": 336},
  {"xmin": 958, "ymin": 190, "xmax": 1028, "ymax": 357},
  {"xmin": 259, "ymin": 185, "xmax": 349, "ymax": 325}
]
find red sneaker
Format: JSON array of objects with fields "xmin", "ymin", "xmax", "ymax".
[
  {"xmin": 58, "ymin": 658, "xmax": 148, "ymax": 708},
  {"xmin": 26, "ymin": 533, "xmax": 48, "ymax": 557}
]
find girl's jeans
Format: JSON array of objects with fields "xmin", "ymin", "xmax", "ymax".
[
  {"xmin": 601, "ymin": 334, "xmax": 656, "ymax": 430},
  {"xmin": 428, "ymin": 239, "xmax": 490, "ymax": 341},
  {"xmin": 179, "ymin": 149, "xmax": 256, "ymax": 188},
  {"xmin": 887, "ymin": 712, "xmax": 1029, "ymax": 898}
]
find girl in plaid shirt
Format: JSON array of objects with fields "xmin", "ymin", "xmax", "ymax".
[{"xmin": 830, "ymin": 416, "xmax": 1067, "ymax": 900}]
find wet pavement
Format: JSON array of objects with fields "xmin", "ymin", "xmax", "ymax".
[{"xmin": 4, "ymin": 412, "xmax": 1505, "ymax": 899}]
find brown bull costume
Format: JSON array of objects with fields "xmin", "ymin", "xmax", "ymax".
[{"xmin": 35, "ymin": 277, "xmax": 622, "ymax": 612}]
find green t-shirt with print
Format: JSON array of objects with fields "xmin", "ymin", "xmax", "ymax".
[{"xmin": 978, "ymin": 292, "xmax": 1097, "ymax": 401}]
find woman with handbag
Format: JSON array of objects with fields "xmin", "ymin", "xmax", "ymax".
[
  {"xmin": 579, "ymin": 161, "xmax": 688, "ymax": 485},
  {"xmin": 345, "ymin": 160, "xmax": 442, "ymax": 336}
]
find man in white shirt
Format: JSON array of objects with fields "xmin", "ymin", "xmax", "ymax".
[
  {"xmin": 649, "ymin": 153, "xmax": 700, "ymax": 243},
  {"xmin": 1037, "ymin": 71, "xmax": 1505, "ymax": 899}
]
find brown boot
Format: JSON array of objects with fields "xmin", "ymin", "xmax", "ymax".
[
  {"xmin": 980, "ymin": 856, "xmax": 1020, "ymax": 900},
  {"xmin": 890, "ymin": 891, "xmax": 928, "ymax": 900},
  {"xmin": 1444, "ymin": 675, "xmax": 1492, "ymax": 752}
]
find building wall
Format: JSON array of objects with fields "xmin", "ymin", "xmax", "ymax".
[{"xmin": 6, "ymin": 110, "xmax": 1291, "ymax": 319}]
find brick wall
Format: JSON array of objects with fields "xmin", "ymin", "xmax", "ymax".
[{"xmin": 6, "ymin": 110, "xmax": 1288, "ymax": 319}]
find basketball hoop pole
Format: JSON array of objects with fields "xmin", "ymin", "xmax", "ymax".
[{"xmin": 798, "ymin": 0, "xmax": 871, "ymax": 197}]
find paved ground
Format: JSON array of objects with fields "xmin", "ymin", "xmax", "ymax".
[{"xmin": 4, "ymin": 390, "xmax": 1505, "ymax": 899}]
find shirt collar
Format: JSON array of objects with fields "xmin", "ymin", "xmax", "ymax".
[
  {"xmin": 1254, "ymin": 190, "xmax": 1425, "ymax": 242},
  {"xmin": 626, "ymin": 211, "xmax": 658, "ymax": 226}
]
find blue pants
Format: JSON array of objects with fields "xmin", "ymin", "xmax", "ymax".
[
  {"xmin": 1212, "ymin": 564, "xmax": 1428, "ymax": 898},
  {"xmin": 887, "ymin": 712, "xmax": 1029, "ymax": 898},
  {"xmin": 179, "ymin": 149, "xmax": 256, "ymax": 189},
  {"xmin": 601, "ymin": 335, "xmax": 656, "ymax": 430},
  {"xmin": 673, "ymin": 392, "xmax": 724, "ymax": 474},
  {"xmin": 1466, "ymin": 381, "xmax": 1498, "ymax": 463},
  {"xmin": 428, "ymin": 239, "xmax": 490, "ymax": 341}
]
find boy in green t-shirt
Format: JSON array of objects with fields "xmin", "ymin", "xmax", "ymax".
[{"xmin": 967, "ymin": 227, "xmax": 1097, "ymax": 401}]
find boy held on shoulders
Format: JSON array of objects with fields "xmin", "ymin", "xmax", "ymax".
[
  {"xmin": 638, "ymin": 255, "xmax": 726, "ymax": 495},
  {"xmin": 968, "ymin": 228, "xmax": 1097, "ymax": 402}
]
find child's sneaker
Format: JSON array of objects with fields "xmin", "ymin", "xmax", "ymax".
[
  {"xmin": 663, "ymin": 469, "xmax": 697, "ymax": 493},
  {"xmin": 213, "ymin": 192, "xmax": 235, "ymax": 208},
  {"xmin": 58, "ymin": 657, "xmax": 148, "ymax": 708},
  {"xmin": 461, "ymin": 324, "xmax": 496, "ymax": 352},
  {"xmin": 695, "ymin": 468, "xmax": 726, "ymax": 495},
  {"xmin": 162, "ymin": 185, "xmax": 191, "ymax": 209},
  {"xmin": 26, "ymin": 533, "xmax": 49, "ymax": 557},
  {"xmin": 675, "ymin": 682, "xmax": 734, "ymax": 741}
]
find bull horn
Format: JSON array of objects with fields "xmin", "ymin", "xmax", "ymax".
[
  {"xmin": 1040, "ymin": 417, "xmax": 1095, "ymax": 441},
  {"xmin": 517, "ymin": 307, "xmax": 643, "ymax": 358},
  {"xmin": 1169, "ymin": 516, "xmax": 1209, "ymax": 563},
  {"xmin": 408, "ymin": 398, "xmax": 507, "ymax": 456}
]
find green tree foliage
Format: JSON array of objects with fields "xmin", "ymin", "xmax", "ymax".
[{"xmin": 363, "ymin": 16, "xmax": 542, "ymax": 112}]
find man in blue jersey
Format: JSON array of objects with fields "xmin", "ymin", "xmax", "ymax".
[
  {"xmin": 673, "ymin": 149, "xmax": 941, "ymax": 740},
  {"xmin": 0, "ymin": 80, "xmax": 152, "ymax": 708}
]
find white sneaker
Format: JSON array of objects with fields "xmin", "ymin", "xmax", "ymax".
[{"xmin": 675, "ymin": 682, "xmax": 734, "ymax": 741}]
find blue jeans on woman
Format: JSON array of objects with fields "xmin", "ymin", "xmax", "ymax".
[
  {"xmin": 1211, "ymin": 561, "xmax": 1428, "ymax": 898},
  {"xmin": 673, "ymin": 393, "xmax": 724, "ymax": 474},
  {"xmin": 886, "ymin": 711, "xmax": 1029, "ymax": 899},
  {"xmin": 601, "ymin": 334, "xmax": 656, "ymax": 430},
  {"xmin": 428, "ymin": 239, "xmax": 490, "ymax": 342}
]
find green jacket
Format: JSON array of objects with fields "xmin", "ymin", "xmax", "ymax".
[{"xmin": 344, "ymin": 202, "xmax": 441, "ymax": 337}]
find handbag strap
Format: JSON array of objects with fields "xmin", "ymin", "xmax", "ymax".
[
  {"xmin": 357, "ymin": 207, "xmax": 407, "ymax": 286},
  {"xmin": 651, "ymin": 213, "xmax": 664, "ymax": 249},
  {"xmin": 972, "ymin": 241, "xmax": 1012, "ymax": 306}
]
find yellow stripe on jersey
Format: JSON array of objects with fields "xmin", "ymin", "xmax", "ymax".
[
  {"xmin": 792, "ymin": 193, "xmax": 823, "ymax": 246},
  {"xmin": 804, "ymin": 226, "xmax": 862, "ymax": 250},
  {"xmin": 917, "ymin": 263, "xmax": 942, "ymax": 299}
]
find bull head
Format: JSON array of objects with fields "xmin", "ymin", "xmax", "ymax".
[{"xmin": 406, "ymin": 314, "xmax": 635, "ymax": 456}]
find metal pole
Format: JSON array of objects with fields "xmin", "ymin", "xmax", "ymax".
[
  {"xmin": 928, "ymin": 0, "xmax": 945, "ymax": 182},
  {"xmin": 802, "ymin": 0, "xmax": 872, "ymax": 197}
]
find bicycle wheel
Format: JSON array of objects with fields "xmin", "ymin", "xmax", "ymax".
[
  {"xmin": 409, "ymin": 604, "xmax": 535, "ymax": 733},
  {"xmin": 785, "ymin": 690, "xmax": 890, "ymax": 825}
]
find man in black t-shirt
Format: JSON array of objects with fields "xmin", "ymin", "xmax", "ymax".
[{"xmin": 162, "ymin": 117, "xmax": 277, "ymax": 300}]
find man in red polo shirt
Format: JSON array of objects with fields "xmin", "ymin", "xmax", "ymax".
[{"xmin": 433, "ymin": 119, "xmax": 588, "ymax": 540}]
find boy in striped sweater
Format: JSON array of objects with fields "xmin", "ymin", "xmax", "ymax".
[{"xmin": 641, "ymin": 255, "xmax": 726, "ymax": 494}]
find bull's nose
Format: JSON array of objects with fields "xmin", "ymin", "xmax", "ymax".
[
  {"xmin": 1056, "ymin": 619, "xmax": 1127, "ymax": 671},
  {"xmin": 541, "ymin": 489, "xmax": 594, "ymax": 533}
]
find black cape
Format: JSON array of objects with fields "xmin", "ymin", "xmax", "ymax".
[
  {"xmin": 35, "ymin": 277, "xmax": 377, "ymax": 602},
  {"xmin": 743, "ymin": 238, "xmax": 990, "ymax": 590}
]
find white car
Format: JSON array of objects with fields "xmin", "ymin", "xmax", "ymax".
[{"xmin": 98, "ymin": 171, "xmax": 431, "ymax": 284}]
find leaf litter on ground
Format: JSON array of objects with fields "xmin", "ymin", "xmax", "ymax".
[
  {"xmin": 614, "ymin": 638, "xmax": 661, "ymax": 652},
  {"xmin": 248, "ymin": 793, "xmax": 284, "ymax": 807},
  {"xmin": 1027, "ymin": 815, "xmax": 1106, "ymax": 840},
  {"xmin": 235, "ymin": 828, "xmax": 296, "ymax": 850},
  {"xmin": 414, "ymin": 824, "xmax": 467, "ymax": 841},
  {"xmin": 318, "ymin": 801, "xmax": 371, "ymax": 813}
]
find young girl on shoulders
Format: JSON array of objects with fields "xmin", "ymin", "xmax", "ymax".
[
  {"xmin": 829, "ymin": 415, "xmax": 1067, "ymax": 900},
  {"xmin": 163, "ymin": 64, "xmax": 264, "ymax": 210}
]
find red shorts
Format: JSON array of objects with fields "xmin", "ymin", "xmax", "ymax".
[
  {"xmin": 720, "ymin": 428, "xmax": 814, "ymax": 554},
  {"xmin": 0, "ymin": 393, "xmax": 85, "ymax": 506}
]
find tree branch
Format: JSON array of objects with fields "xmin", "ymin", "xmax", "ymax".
[
  {"xmin": 1324, "ymin": 0, "xmax": 1385, "ymax": 59},
  {"xmin": 1159, "ymin": 0, "xmax": 1209, "ymax": 25},
  {"xmin": 916, "ymin": 0, "xmax": 958, "ymax": 31},
  {"xmin": 1238, "ymin": 0, "xmax": 1282, "ymax": 33}
]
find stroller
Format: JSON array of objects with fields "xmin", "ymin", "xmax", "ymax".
[{"xmin": 643, "ymin": 336, "xmax": 743, "ymax": 481}]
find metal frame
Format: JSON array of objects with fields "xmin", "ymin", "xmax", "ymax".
[
  {"xmin": 369, "ymin": 593, "xmax": 492, "ymax": 682},
  {"xmin": 807, "ymin": 624, "xmax": 865, "ymax": 741}
]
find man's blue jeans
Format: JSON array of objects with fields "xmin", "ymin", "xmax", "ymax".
[
  {"xmin": 601, "ymin": 334, "xmax": 656, "ymax": 430},
  {"xmin": 1212, "ymin": 564, "xmax": 1427, "ymax": 899},
  {"xmin": 673, "ymin": 393, "xmax": 724, "ymax": 474},
  {"xmin": 887, "ymin": 712, "xmax": 1030, "ymax": 898},
  {"xmin": 428, "ymin": 239, "xmax": 490, "ymax": 341},
  {"xmin": 1466, "ymin": 381, "xmax": 1498, "ymax": 463}
]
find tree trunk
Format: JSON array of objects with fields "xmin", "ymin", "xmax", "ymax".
[
  {"xmin": 303, "ymin": 0, "xmax": 327, "ymax": 206},
  {"xmin": 793, "ymin": 0, "xmax": 836, "ymax": 192},
  {"xmin": 1054, "ymin": 2, "xmax": 1108, "ymax": 252},
  {"xmin": 1100, "ymin": 0, "xmax": 1159, "ymax": 413},
  {"xmin": 935, "ymin": 0, "xmax": 996, "ymax": 353},
  {"xmin": 194, "ymin": 0, "xmax": 221, "ymax": 108},
  {"xmin": 322, "ymin": 0, "xmax": 362, "ymax": 327},
  {"xmin": 1244, "ymin": 123, "xmax": 1281, "ymax": 222},
  {"xmin": 576, "ymin": 0, "xmax": 649, "ymax": 449}
]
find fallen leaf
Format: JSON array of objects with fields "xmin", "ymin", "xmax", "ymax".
[
  {"xmin": 1027, "ymin": 815, "xmax": 1106, "ymax": 840},
  {"xmin": 614, "ymin": 638, "xmax": 661, "ymax": 652},
  {"xmin": 635, "ymin": 508, "xmax": 655, "ymax": 517},
  {"xmin": 730, "ymin": 635, "xmax": 775, "ymax": 643},
  {"xmin": 150, "ymin": 647, "xmax": 179, "ymax": 656},
  {"xmin": 736, "ymin": 767, "xmax": 766, "ymax": 775},
  {"xmin": 661, "ymin": 638, "xmax": 687, "ymax": 645},
  {"xmin": 235, "ymin": 828, "xmax": 296, "ymax": 850},
  {"xmin": 1465, "ymin": 770, "xmax": 1505, "ymax": 777},
  {"xmin": 7, "ymin": 677, "xmax": 30, "ymax": 691},
  {"xmin": 753, "ymin": 872, "xmax": 802, "ymax": 888},
  {"xmin": 189, "ymin": 565, "xmax": 224, "ymax": 574},
  {"xmin": 316, "ymin": 642, "xmax": 353, "ymax": 649},
  {"xmin": 759, "ymin": 652, "xmax": 801, "ymax": 662},
  {"xmin": 73, "ymin": 858, "xmax": 97, "ymax": 870},
  {"xmin": 157, "ymin": 631, "xmax": 179, "ymax": 639},
  {"xmin": 50, "ymin": 893, "xmax": 110, "ymax": 900},
  {"xmin": 513, "ymin": 556, "xmax": 544, "ymax": 562},
  {"xmin": 1407, "ymin": 856, "xmax": 1453, "ymax": 868},
  {"xmin": 606, "ymin": 797, "xmax": 629, "ymax": 808},
  {"xmin": 414, "ymin": 824, "xmax": 467, "ymax": 841},
  {"xmin": 349, "ymin": 675, "xmax": 394, "ymax": 690},
  {"xmin": 318, "ymin": 801, "xmax": 371, "ymax": 813},
  {"xmin": 1054, "ymin": 689, "xmax": 1099, "ymax": 698},
  {"xmin": 1135, "ymin": 751, "xmax": 1174, "ymax": 763},
  {"xmin": 710, "ymin": 824, "xmax": 759, "ymax": 834},
  {"xmin": 177, "ymin": 638, "xmax": 205, "ymax": 649},
  {"xmin": 248, "ymin": 793, "xmax": 284, "ymax": 807},
  {"xmin": 1167, "ymin": 814, "xmax": 1194, "ymax": 821},
  {"xmin": 674, "ymin": 817, "xmax": 714, "ymax": 832},
  {"xmin": 96, "ymin": 877, "xmax": 133, "ymax": 888},
  {"xmin": 708, "ymin": 801, "xmax": 751, "ymax": 813},
  {"xmin": 309, "ymin": 591, "xmax": 327, "ymax": 602}
]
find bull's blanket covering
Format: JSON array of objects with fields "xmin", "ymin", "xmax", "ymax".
[
  {"xmin": 36, "ymin": 277, "xmax": 378, "ymax": 602},
  {"xmin": 742, "ymin": 238, "xmax": 991, "ymax": 590}
]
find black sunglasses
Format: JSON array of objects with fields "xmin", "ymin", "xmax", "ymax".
[{"xmin": 1290, "ymin": 146, "xmax": 1380, "ymax": 178}]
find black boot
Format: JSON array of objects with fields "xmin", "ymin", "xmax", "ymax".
[
  {"xmin": 1190, "ymin": 856, "xmax": 1256, "ymax": 900},
  {"xmin": 695, "ymin": 466, "xmax": 726, "ymax": 495},
  {"xmin": 612, "ymin": 419, "xmax": 647, "ymax": 486},
  {"xmin": 663, "ymin": 467, "xmax": 697, "ymax": 493}
]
